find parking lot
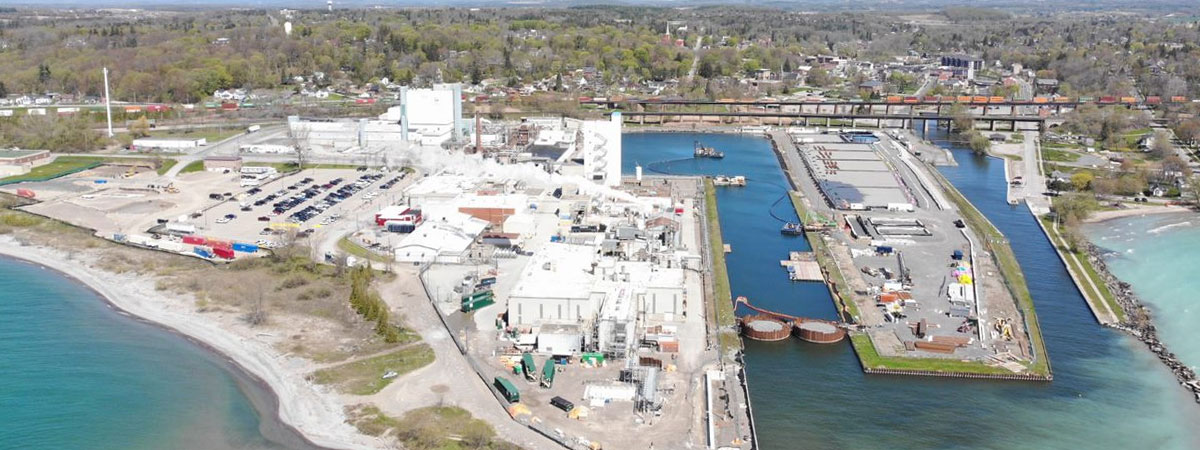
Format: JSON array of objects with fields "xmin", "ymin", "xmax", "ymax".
[{"xmin": 198, "ymin": 168, "xmax": 411, "ymax": 248}]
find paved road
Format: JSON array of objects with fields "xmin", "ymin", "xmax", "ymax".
[{"xmin": 685, "ymin": 32, "xmax": 704, "ymax": 83}]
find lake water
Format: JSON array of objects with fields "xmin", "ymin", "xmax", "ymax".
[
  {"xmin": 623, "ymin": 131, "xmax": 1200, "ymax": 450},
  {"xmin": 1084, "ymin": 214, "xmax": 1200, "ymax": 371},
  {"xmin": 0, "ymin": 256, "xmax": 311, "ymax": 450}
]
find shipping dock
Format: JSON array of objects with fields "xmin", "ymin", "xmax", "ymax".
[{"xmin": 767, "ymin": 128, "xmax": 1051, "ymax": 380}]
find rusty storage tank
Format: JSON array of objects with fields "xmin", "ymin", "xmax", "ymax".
[
  {"xmin": 740, "ymin": 315, "xmax": 791, "ymax": 341},
  {"xmin": 794, "ymin": 321, "xmax": 846, "ymax": 344}
]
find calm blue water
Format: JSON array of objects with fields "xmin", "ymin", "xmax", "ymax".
[
  {"xmin": 623, "ymin": 131, "xmax": 1200, "ymax": 450},
  {"xmin": 0, "ymin": 257, "xmax": 300, "ymax": 450},
  {"xmin": 1084, "ymin": 214, "xmax": 1200, "ymax": 371}
]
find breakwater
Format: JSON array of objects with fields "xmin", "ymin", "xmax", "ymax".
[{"xmin": 1083, "ymin": 242, "xmax": 1200, "ymax": 402}]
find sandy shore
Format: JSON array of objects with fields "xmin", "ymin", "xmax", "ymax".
[
  {"xmin": 0, "ymin": 237, "xmax": 382, "ymax": 450},
  {"xmin": 1083, "ymin": 204, "xmax": 1193, "ymax": 223}
]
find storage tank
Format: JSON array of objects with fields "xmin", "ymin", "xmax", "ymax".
[
  {"xmin": 740, "ymin": 315, "xmax": 791, "ymax": 341},
  {"xmin": 794, "ymin": 321, "xmax": 846, "ymax": 344}
]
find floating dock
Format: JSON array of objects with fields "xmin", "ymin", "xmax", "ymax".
[
  {"xmin": 713, "ymin": 175, "xmax": 746, "ymax": 186},
  {"xmin": 780, "ymin": 251, "xmax": 823, "ymax": 281}
]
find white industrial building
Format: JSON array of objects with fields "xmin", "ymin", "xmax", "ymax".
[
  {"xmin": 392, "ymin": 211, "xmax": 488, "ymax": 263},
  {"xmin": 578, "ymin": 113, "xmax": 622, "ymax": 186},
  {"xmin": 287, "ymin": 83, "xmax": 465, "ymax": 150},
  {"xmin": 131, "ymin": 137, "xmax": 207, "ymax": 152}
]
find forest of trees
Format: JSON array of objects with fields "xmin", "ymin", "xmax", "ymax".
[{"xmin": 2, "ymin": 7, "xmax": 1198, "ymax": 104}]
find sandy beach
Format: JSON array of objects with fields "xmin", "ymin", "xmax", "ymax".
[
  {"xmin": 1083, "ymin": 204, "xmax": 1193, "ymax": 223},
  {"xmin": 0, "ymin": 236, "xmax": 384, "ymax": 450}
]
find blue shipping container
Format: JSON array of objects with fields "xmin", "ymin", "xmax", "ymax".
[
  {"xmin": 193, "ymin": 246, "xmax": 213, "ymax": 258},
  {"xmin": 232, "ymin": 242, "xmax": 259, "ymax": 253}
]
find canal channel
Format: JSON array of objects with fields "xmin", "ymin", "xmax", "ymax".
[{"xmin": 622, "ymin": 130, "xmax": 1200, "ymax": 450}]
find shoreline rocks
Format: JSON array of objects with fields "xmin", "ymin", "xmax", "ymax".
[{"xmin": 1085, "ymin": 242, "xmax": 1200, "ymax": 403}]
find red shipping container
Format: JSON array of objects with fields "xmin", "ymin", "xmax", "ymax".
[
  {"xmin": 16, "ymin": 188, "xmax": 35, "ymax": 199},
  {"xmin": 213, "ymin": 247, "xmax": 235, "ymax": 259},
  {"xmin": 182, "ymin": 235, "xmax": 206, "ymax": 245},
  {"xmin": 207, "ymin": 239, "xmax": 232, "ymax": 250}
]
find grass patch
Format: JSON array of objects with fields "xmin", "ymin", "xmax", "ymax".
[
  {"xmin": 1039, "ymin": 215, "xmax": 1125, "ymax": 322},
  {"xmin": 0, "ymin": 156, "xmax": 104, "ymax": 184},
  {"xmin": 928, "ymin": 168, "xmax": 1051, "ymax": 377},
  {"xmin": 178, "ymin": 160, "xmax": 205, "ymax": 174},
  {"xmin": 1042, "ymin": 147, "xmax": 1080, "ymax": 163},
  {"xmin": 338, "ymin": 236, "xmax": 393, "ymax": 264},
  {"xmin": 703, "ymin": 180, "xmax": 741, "ymax": 354},
  {"xmin": 311, "ymin": 344, "xmax": 434, "ymax": 395},
  {"xmin": 156, "ymin": 159, "xmax": 178, "ymax": 175},
  {"xmin": 346, "ymin": 404, "xmax": 518, "ymax": 449},
  {"xmin": 395, "ymin": 406, "xmax": 516, "ymax": 450},
  {"xmin": 146, "ymin": 127, "xmax": 244, "ymax": 143},
  {"xmin": 849, "ymin": 333, "xmax": 1015, "ymax": 375}
]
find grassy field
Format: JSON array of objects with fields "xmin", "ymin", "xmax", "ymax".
[
  {"xmin": 338, "ymin": 236, "xmax": 393, "ymax": 264},
  {"xmin": 703, "ymin": 180, "xmax": 741, "ymax": 354},
  {"xmin": 146, "ymin": 127, "xmax": 244, "ymax": 143},
  {"xmin": 178, "ymin": 160, "xmax": 205, "ymax": 174},
  {"xmin": 1041, "ymin": 147, "xmax": 1081, "ymax": 163},
  {"xmin": 155, "ymin": 159, "xmax": 178, "ymax": 175},
  {"xmin": 929, "ymin": 169, "xmax": 1051, "ymax": 377},
  {"xmin": 347, "ymin": 405, "xmax": 517, "ymax": 450},
  {"xmin": 1038, "ymin": 215, "xmax": 1125, "ymax": 322},
  {"xmin": 0, "ymin": 156, "xmax": 105, "ymax": 184},
  {"xmin": 311, "ymin": 344, "xmax": 435, "ymax": 395},
  {"xmin": 850, "ymin": 333, "xmax": 1016, "ymax": 375}
]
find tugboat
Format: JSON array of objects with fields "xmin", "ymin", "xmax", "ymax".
[
  {"xmin": 780, "ymin": 222, "xmax": 804, "ymax": 235},
  {"xmin": 694, "ymin": 141, "xmax": 725, "ymax": 159}
]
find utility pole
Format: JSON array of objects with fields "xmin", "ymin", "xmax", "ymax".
[{"xmin": 103, "ymin": 67, "xmax": 114, "ymax": 138}]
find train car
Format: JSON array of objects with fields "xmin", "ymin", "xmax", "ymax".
[
  {"xmin": 1098, "ymin": 96, "xmax": 1117, "ymax": 104},
  {"xmin": 1079, "ymin": 96, "xmax": 1096, "ymax": 103},
  {"xmin": 1033, "ymin": 97, "xmax": 1049, "ymax": 104},
  {"xmin": 956, "ymin": 96, "xmax": 973, "ymax": 103},
  {"xmin": 1145, "ymin": 96, "xmax": 1162, "ymax": 105},
  {"xmin": 886, "ymin": 96, "xmax": 903, "ymax": 103},
  {"xmin": 1052, "ymin": 97, "xmax": 1073, "ymax": 103},
  {"xmin": 903, "ymin": 96, "xmax": 920, "ymax": 104},
  {"xmin": 146, "ymin": 104, "xmax": 170, "ymax": 113},
  {"xmin": 1170, "ymin": 96, "xmax": 1187, "ymax": 103},
  {"xmin": 989, "ymin": 96, "xmax": 1006, "ymax": 103},
  {"xmin": 972, "ymin": 96, "xmax": 990, "ymax": 104},
  {"xmin": 124, "ymin": 106, "xmax": 142, "ymax": 113}
]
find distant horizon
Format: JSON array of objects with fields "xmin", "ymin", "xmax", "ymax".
[{"xmin": 4, "ymin": 0, "xmax": 1199, "ymax": 13}]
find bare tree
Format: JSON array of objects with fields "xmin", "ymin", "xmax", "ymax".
[
  {"xmin": 243, "ymin": 285, "xmax": 269, "ymax": 326},
  {"xmin": 288, "ymin": 123, "xmax": 310, "ymax": 170}
]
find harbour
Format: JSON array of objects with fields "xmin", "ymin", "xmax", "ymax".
[{"xmin": 622, "ymin": 130, "xmax": 1200, "ymax": 450}]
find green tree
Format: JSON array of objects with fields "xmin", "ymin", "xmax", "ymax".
[{"xmin": 967, "ymin": 131, "xmax": 991, "ymax": 155}]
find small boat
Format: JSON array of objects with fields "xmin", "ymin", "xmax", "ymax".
[
  {"xmin": 694, "ymin": 141, "xmax": 725, "ymax": 159},
  {"xmin": 780, "ymin": 222, "xmax": 804, "ymax": 235}
]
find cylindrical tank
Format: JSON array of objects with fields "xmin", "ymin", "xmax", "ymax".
[
  {"xmin": 740, "ymin": 315, "xmax": 791, "ymax": 342},
  {"xmin": 794, "ymin": 321, "xmax": 846, "ymax": 344}
]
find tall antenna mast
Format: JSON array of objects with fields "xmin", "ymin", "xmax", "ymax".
[{"xmin": 103, "ymin": 67, "xmax": 114, "ymax": 138}]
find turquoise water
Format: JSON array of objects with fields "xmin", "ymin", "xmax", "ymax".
[
  {"xmin": 1084, "ymin": 214, "xmax": 1200, "ymax": 369},
  {"xmin": 0, "ymin": 257, "xmax": 307, "ymax": 450},
  {"xmin": 624, "ymin": 131, "xmax": 1200, "ymax": 450}
]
